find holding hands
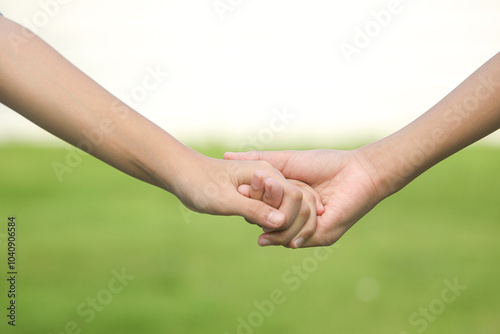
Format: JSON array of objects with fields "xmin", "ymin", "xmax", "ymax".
[
  {"xmin": 225, "ymin": 149, "xmax": 384, "ymax": 248},
  {"xmin": 169, "ymin": 154, "xmax": 322, "ymax": 237},
  {"xmin": 1, "ymin": 14, "xmax": 499, "ymax": 250},
  {"xmin": 229, "ymin": 52, "xmax": 500, "ymax": 249},
  {"xmin": 0, "ymin": 15, "xmax": 321, "ymax": 249}
]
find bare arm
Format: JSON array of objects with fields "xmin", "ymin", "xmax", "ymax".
[
  {"xmin": 0, "ymin": 16, "xmax": 190, "ymax": 190},
  {"xmin": 0, "ymin": 16, "xmax": 310, "ymax": 230},
  {"xmin": 360, "ymin": 52, "xmax": 500, "ymax": 197},
  {"xmin": 226, "ymin": 52, "xmax": 500, "ymax": 247}
]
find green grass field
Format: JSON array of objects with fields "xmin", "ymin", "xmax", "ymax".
[{"xmin": 0, "ymin": 143, "xmax": 499, "ymax": 334}]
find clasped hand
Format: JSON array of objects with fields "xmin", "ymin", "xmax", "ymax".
[{"xmin": 223, "ymin": 149, "xmax": 387, "ymax": 248}]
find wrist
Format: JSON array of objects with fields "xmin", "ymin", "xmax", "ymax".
[
  {"xmin": 152, "ymin": 145, "xmax": 204, "ymax": 194},
  {"xmin": 127, "ymin": 129, "xmax": 203, "ymax": 194},
  {"xmin": 355, "ymin": 138, "xmax": 414, "ymax": 199}
]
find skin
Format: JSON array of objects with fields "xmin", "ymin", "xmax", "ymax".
[
  {"xmin": 0, "ymin": 15, "xmax": 319, "ymax": 239},
  {"xmin": 239, "ymin": 171, "xmax": 324, "ymax": 248},
  {"xmin": 226, "ymin": 52, "xmax": 500, "ymax": 248}
]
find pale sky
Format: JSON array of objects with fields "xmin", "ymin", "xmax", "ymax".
[{"xmin": 1, "ymin": 0, "xmax": 499, "ymax": 148}]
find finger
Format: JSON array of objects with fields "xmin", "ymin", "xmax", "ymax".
[
  {"xmin": 237, "ymin": 184, "xmax": 251, "ymax": 197},
  {"xmin": 288, "ymin": 179, "xmax": 324, "ymax": 216},
  {"xmin": 263, "ymin": 177, "xmax": 283, "ymax": 209},
  {"xmin": 249, "ymin": 170, "xmax": 267, "ymax": 202},
  {"xmin": 223, "ymin": 151, "xmax": 290, "ymax": 171},
  {"xmin": 287, "ymin": 201, "xmax": 317, "ymax": 249},
  {"xmin": 257, "ymin": 178, "xmax": 284, "ymax": 231},
  {"xmin": 231, "ymin": 163, "xmax": 289, "ymax": 228},
  {"xmin": 230, "ymin": 194, "xmax": 286, "ymax": 229},
  {"xmin": 316, "ymin": 203, "xmax": 325, "ymax": 216},
  {"xmin": 276, "ymin": 187, "xmax": 302, "ymax": 231},
  {"xmin": 313, "ymin": 192, "xmax": 325, "ymax": 216},
  {"xmin": 240, "ymin": 173, "xmax": 284, "ymax": 210},
  {"xmin": 223, "ymin": 151, "xmax": 263, "ymax": 161},
  {"xmin": 258, "ymin": 199, "xmax": 311, "ymax": 247},
  {"xmin": 231, "ymin": 159, "xmax": 301, "ymax": 231},
  {"xmin": 237, "ymin": 184, "xmax": 270, "ymax": 227},
  {"xmin": 299, "ymin": 212, "xmax": 346, "ymax": 248},
  {"xmin": 243, "ymin": 168, "xmax": 301, "ymax": 231},
  {"xmin": 234, "ymin": 186, "xmax": 278, "ymax": 227},
  {"xmin": 239, "ymin": 178, "xmax": 283, "ymax": 227},
  {"xmin": 227, "ymin": 153, "xmax": 320, "ymax": 224},
  {"xmin": 260, "ymin": 185, "xmax": 319, "ymax": 248}
]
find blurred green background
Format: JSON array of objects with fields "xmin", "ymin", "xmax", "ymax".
[{"xmin": 0, "ymin": 143, "xmax": 499, "ymax": 334}]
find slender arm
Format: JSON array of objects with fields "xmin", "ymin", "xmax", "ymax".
[
  {"xmin": 224, "ymin": 52, "xmax": 500, "ymax": 247},
  {"xmin": 0, "ymin": 16, "xmax": 194, "ymax": 192},
  {"xmin": 360, "ymin": 52, "xmax": 500, "ymax": 197},
  {"xmin": 0, "ymin": 15, "xmax": 309, "ymax": 230}
]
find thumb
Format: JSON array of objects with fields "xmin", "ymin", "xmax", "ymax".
[
  {"xmin": 229, "ymin": 194, "xmax": 286, "ymax": 229},
  {"xmin": 223, "ymin": 151, "xmax": 291, "ymax": 172}
]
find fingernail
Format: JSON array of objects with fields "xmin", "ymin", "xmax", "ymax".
[
  {"xmin": 259, "ymin": 238, "xmax": 272, "ymax": 247},
  {"xmin": 318, "ymin": 203, "xmax": 325, "ymax": 215},
  {"xmin": 252, "ymin": 174, "xmax": 263, "ymax": 190},
  {"xmin": 293, "ymin": 238, "xmax": 304, "ymax": 249},
  {"xmin": 267, "ymin": 211, "xmax": 284, "ymax": 227}
]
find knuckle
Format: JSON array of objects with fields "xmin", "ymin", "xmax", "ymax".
[
  {"xmin": 245, "ymin": 202, "xmax": 261, "ymax": 220},
  {"xmin": 255, "ymin": 160, "xmax": 273, "ymax": 171},
  {"xmin": 248, "ymin": 150, "xmax": 260, "ymax": 159},
  {"xmin": 271, "ymin": 233, "xmax": 293, "ymax": 246},
  {"xmin": 301, "ymin": 225, "xmax": 316, "ymax": 240},
  {"xmin": 303, "ymin": 191, "xmax": 316, "ymax": 204},
  {"xmin": 288, "ymin": 187, "xmax": 303, "ymax": 203},
  {"xmin": 299, "ymin": 201, "xmax": 311, "ymax": 218},
  {"xmin": 249, "ymin": 187, "xmax": 264, "ymax": 200},
  {"xmin": 281, "ymin": 201, "xmax": 309, "ymax": 230}
]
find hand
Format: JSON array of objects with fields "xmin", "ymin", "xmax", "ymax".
[
  {"xmin": 224, "ymin": 149, "xmax": 386, "ymax": 247},
  {"xmin": 170, "ymin": 154, "xmax": 308, "ymax": 231},
  {"xmin": 237, "ymin": 171, "xmax": 324, "ymax": 248}
]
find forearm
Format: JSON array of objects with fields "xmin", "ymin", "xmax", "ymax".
[
  {"xmin": 359, "ymin": 52, "xmax": 500, "ymax": 196},
  {"xmin": 0, "ymin": 16, "xmax": 196, "ymax": 191}
]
